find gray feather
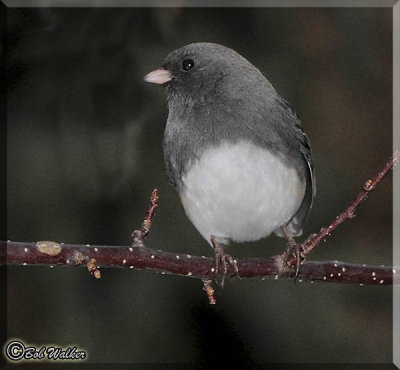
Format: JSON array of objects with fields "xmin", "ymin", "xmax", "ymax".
[{"xmin": 159, "ymin": 42, "xmax": 315, "ymax": 237}]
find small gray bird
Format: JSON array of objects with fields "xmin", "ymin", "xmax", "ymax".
[{"xmin": 145, "ymin": 42, "xmax": 315, "ymax": 282}]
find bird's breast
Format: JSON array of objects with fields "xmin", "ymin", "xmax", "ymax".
[{"xmin": 179, "ymin": 141, "xmax": 306, "ymax": 245}]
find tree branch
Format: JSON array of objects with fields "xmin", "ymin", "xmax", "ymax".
[
  {"xmin": 303, "ymin": 149, "xmax": 399, "ymax": 256},
  {"xmin": 284, "ymin": 149, "xmax": 400, "ymax": 268},
  {"xmin": 2, "ymin": 240, "xmax": 398, "ymax": 285},
  {"xmin": 2, "ymin": 150, "xmax": 399, "ymax": 302},
  {"xmin": 131, "ymin": 189, "xmax": 159, "ymax": 246}
]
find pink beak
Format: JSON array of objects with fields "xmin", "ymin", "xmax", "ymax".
[{"xmin": 144, "ymin": 68, "xmax": 172, "ymax": 84}]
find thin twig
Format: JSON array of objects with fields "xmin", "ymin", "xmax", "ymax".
[
  {"xmin": 284, "ymin": 149, "xmax": 400, "ymax": 268},
  {"xmin": 131, "ymin": 189, "xmax": 159, "ymax": 246},
  {"xmin": 202, "ymin": 279, "xmax": 216, "ymax": 305}
]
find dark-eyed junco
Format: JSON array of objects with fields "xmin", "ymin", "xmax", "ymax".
[{"xmin": 145, "ymin": 42, "xmax": 315, "ymax": 283}]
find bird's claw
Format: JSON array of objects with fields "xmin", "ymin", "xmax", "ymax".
[
  {"xmin": 282, "ymin": 240, "xmax": 305, "ymax": 279},
  {"xmin": 210, "ymin": 236, "xmax": 239, "ymax": 288},
  {"xmin": 280, "ymin": 227, "xmax": 309, "ymax": 280}
]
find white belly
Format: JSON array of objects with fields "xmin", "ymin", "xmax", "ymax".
[{"xmin": 180, "ymin": 141, "xmax": 305, "ymax": 245}]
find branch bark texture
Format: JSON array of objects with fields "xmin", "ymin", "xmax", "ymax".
[
  {"xmin": 2, "ymin": 240, "xmax": 398, "ymax": 285},
  {"xmin": 2, "ymin": 149, "xmax": 399, "ymax": 288}
]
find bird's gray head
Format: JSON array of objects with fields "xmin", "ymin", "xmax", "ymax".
[{"xmin": 145, "ymin": 42, "xmax": 271, "ymax": 105}]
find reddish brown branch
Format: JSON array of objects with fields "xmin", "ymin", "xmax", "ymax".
[
  {"xmin": 2, "ymin": 150, "xmax": 399, "ymax": 292},
  {"xmin": 2, "ymin": 240, "xmax": 398, "ymax": 285},
  {"xmin": 131, "ymin": 189, "xmax": 159, "ymax": 246},
  {"xmin": 285, "ymin": 149, "xmax": 400, "ymax": 268}
]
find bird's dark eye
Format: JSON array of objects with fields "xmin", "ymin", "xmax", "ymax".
[{"xmin": 182, "ymin": 59, "xmax": 195, "ymax": 71}]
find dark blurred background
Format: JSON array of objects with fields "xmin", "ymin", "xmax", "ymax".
[{"xmin": 5, "ymin": 6, "xmax": 393, "ymax": 367}]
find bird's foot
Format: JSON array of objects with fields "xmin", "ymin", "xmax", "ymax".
[
  {"xmin": 210, "ymin": 236, "xmax": 239, "ymax": 288},
  {"xmin": 279, "ymin": 226, "xmax": 307, "ymax": 279},
  {"xmin": 282, "ymin": 240, "xmax": 305, "ymax": 279}
]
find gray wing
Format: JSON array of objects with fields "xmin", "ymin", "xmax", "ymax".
[
  {"xmin": 273, "ymin": 98, "xmax": 316, "ymax": 237},
  {"xmin": 283, "ymin": 132, "xmax": 315, "ymax": 236}
]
